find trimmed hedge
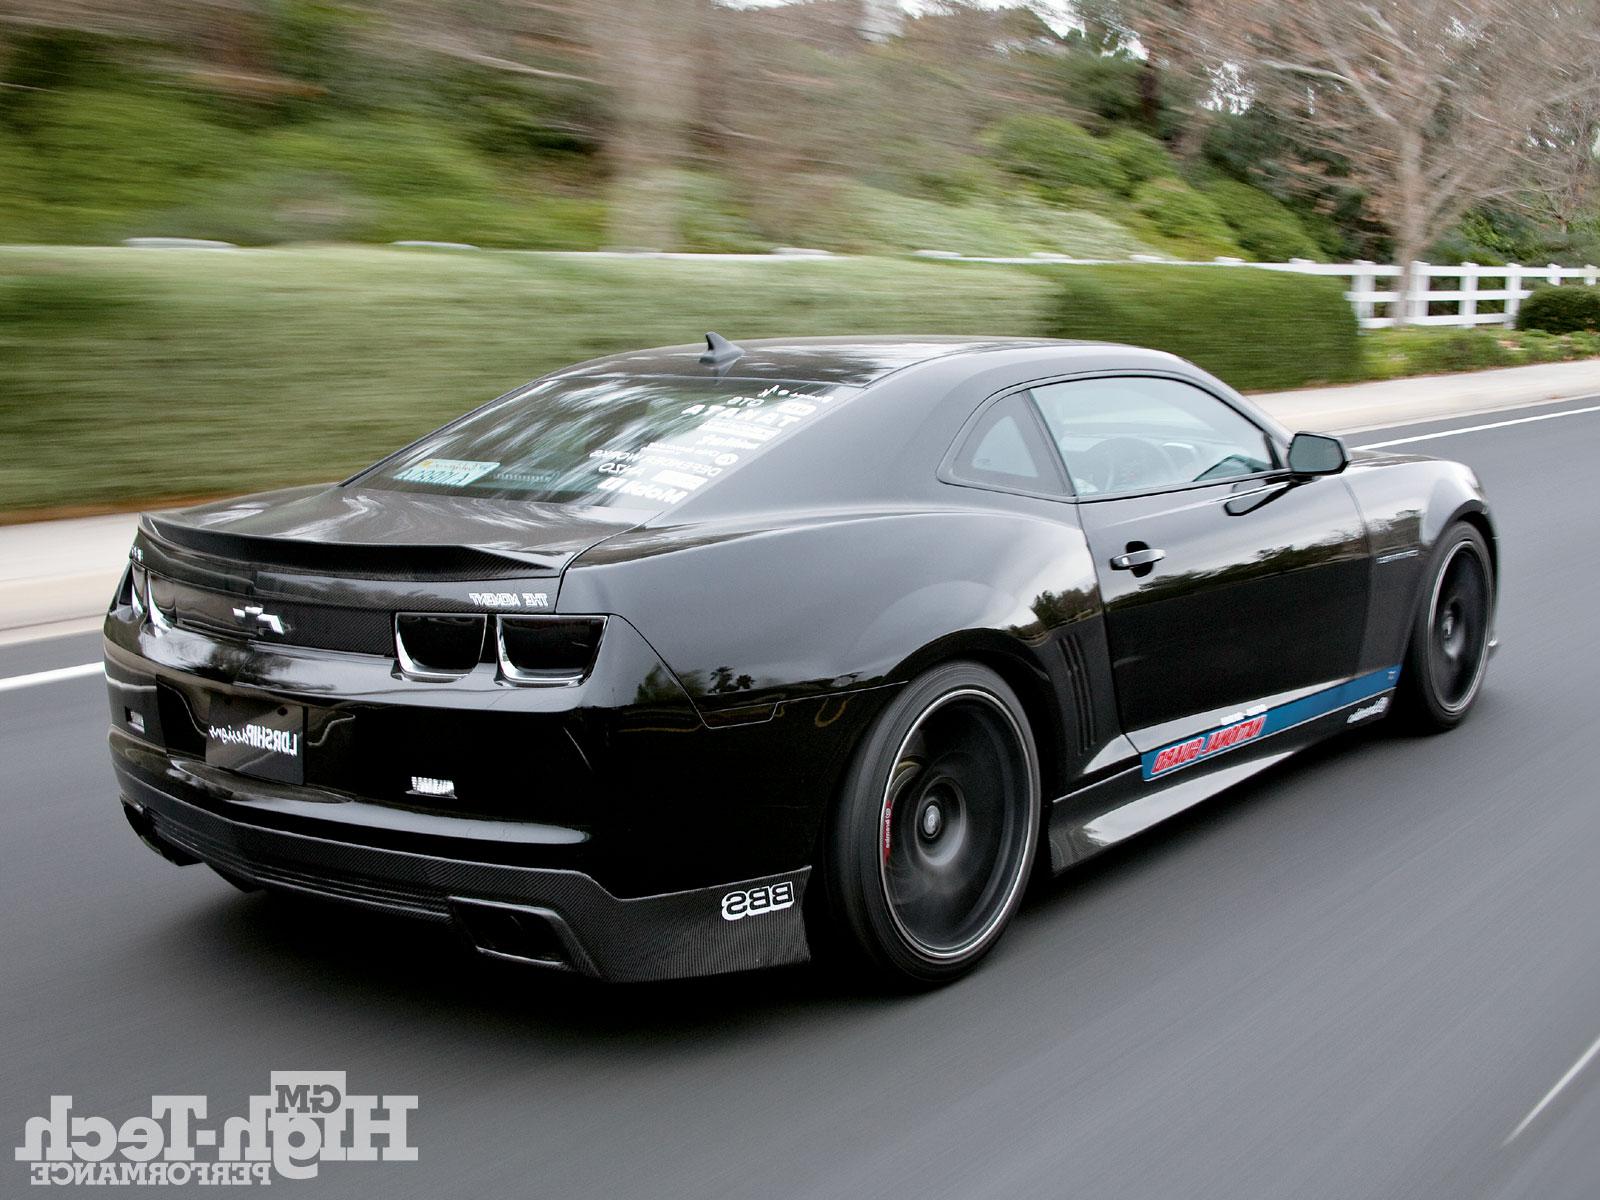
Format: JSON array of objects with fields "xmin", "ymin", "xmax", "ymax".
[
  {"xmin": 0, "ymin": 248, "xmax": 1054, "ymax": 513},
  {"xmin": 1517, "ymin": 284, "xmax": 1600, "ymax": 334},
  {"xmin": 1045, "ymin": 264, "xmax": 1361, "ymax": 390},
  {"xmin": 0, "ymin": 249, "xmax": 1373, "ymax": 513}
]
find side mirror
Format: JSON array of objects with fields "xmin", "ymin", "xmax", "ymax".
[{"xmin": 1287, "ymin": 432, "xmax": 1349, "ymax": 476}]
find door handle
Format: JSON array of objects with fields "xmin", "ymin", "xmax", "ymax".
[{"xmin": 1110, "ymin": 547, "xmax": 1166, "ymax": 570}]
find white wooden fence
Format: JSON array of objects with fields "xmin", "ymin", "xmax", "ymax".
[
  {"xmin": 143, "ymin": 238, "xmax": 1592, "ymax": 330},
  {"xmin": 1251, "ymin": 259, "xmax": 1600, "ymax": 330},
  {"xmin": 925, "ymin": 250, "xmax": 1600, "ymax": 331}
]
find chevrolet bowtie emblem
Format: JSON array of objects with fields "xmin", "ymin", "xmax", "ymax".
[{"xmin": 231, "ymin": 604, "xmax": 286, "ymax": 636}]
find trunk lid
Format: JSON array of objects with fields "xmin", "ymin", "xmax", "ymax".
[
  {"xmin": 132, "ymin": 484, "xmax": 641, "ymax": 657},
  {"xmin": 143, "ymin": 483, "xmax": 638, "ymax": 579}
]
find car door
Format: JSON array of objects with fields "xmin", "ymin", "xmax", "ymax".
[{"xmin": 1028, "ymin": 374, "xmax": 1371, "ymax": 748}]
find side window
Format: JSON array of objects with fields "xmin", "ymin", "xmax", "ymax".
[
  {"xmin": 1031, "ymin": 376, "xmax": 1276, "ymax": 498},
  {"xmin": 949, "ymin": 392, "xmax": 1064, "ymax": 496}
]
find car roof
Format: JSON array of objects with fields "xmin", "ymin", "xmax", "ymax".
[
  {"xmin": 553, "ymin": 335, "xmax": 1117, "ymax": 387},
  {"xmin": 512, "ymin": 334, "xmax": 1284, "ymax": 526}
]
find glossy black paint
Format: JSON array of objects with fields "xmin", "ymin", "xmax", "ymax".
[
  {"xmin": 103, "ymin": 336, "xmax": 1497, "ymax": 980},
  {"xmin": 1077, "ymin": 472, "xmax": 1370, "ymax": 738}
]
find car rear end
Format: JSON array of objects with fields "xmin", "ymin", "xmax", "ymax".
[
  {"xmin": 101, "ymin": 360, "xmax": 895, "ymax": 981},
  {"xmin": 104, "ymin": 510, "xmax": 814, "ymax": 982}
]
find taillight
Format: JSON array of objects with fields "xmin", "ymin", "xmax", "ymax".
[
  {"xmin": 395, "ymin": 613, "xmax": 487, "ymax": 680},
  {"xmin": 496, "ymin": 616, "xmax": 605, "ymax": 685},
  {"xmin": 110, "ymin": 562, "xmax": 149, "ymax": 621},
  {"xmin": 111, "ymin": 563, "xmax": 136, "ymax": 615},
  {"xmin": 130, "ymin": 565, "xmax": 147, "ymax": 622},
  {"xmin": 146, "ymin": 572, "xmax": 174, "ymax": 633}
]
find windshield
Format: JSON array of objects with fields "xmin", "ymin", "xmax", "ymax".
[{"xmin": 358, "ymin": 376, "xmax": 855, "ymax": 512}]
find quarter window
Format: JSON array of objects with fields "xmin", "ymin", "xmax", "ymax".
[
  {"xmin": 949, "ymin": 392, "xmax": 1064, "ymax": 495},
  {"xmin": 1031, "ymin": 377, "xmax": 1276, "ymax": 498}
]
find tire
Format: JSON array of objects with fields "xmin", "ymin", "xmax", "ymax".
[
  {"xmin": 1394, "ymin": 522, "xmax": 1495, "ymax": 733},
  {"xmin": 820, "ymin": 661, "xmax": 1040, "ymax": 986}
]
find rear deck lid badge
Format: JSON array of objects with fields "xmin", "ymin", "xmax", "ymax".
[
  {"xmin": 467, "ymin": 591, "xmax": 550, "ymax": 609},
  {"xmin": 232, "ymin": 604, "xmax": 286, "ymax": 636}
]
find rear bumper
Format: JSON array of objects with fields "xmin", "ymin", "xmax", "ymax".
[{"xmin": 114, "ymin": 738, "xmax": 812, "ymax": 983}]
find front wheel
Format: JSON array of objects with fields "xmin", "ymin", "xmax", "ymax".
[
  {"xmin": 1394, "ymin": 522, "xmax": 1495, "ymax": 732},
  {"xmin": 821, "ymin": 662, "xmax": 1040, "ymax": 986}
]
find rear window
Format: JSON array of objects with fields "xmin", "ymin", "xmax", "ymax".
[{"xmin": 358, "ymin": 376, "xmax": 854, "ymax": 512}]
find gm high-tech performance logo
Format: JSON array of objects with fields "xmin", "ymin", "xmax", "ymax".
[{"xmin": 14, "ymin": 1072, "xmax": 416, "ymax": 1187}]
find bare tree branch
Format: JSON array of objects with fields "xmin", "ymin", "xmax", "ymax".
[{"xmin": 1176, "ymin": 0, "xmax": 1600, "ymax": 317}]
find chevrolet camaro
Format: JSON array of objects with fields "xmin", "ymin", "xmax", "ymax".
[{"xmin": 104, "ymin": 335, "xmax": 1497, "ymax": 984}]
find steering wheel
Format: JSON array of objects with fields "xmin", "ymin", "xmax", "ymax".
[
  {"xmin": 1194, "ymin": 452, "xmax": 1261, "ymax": 482},
  {"xmin": 1076, "ymin": 437, "xmax": 1180, "ymax": 495}
]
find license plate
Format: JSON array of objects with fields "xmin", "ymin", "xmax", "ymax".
[{"xmin": 205, "ymin": 695, "xmax": 306, "ymax": 785}]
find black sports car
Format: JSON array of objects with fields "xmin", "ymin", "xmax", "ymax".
[{"xmin": 104, "ymin": 335, "xmax": 1497, "ymax": 984}]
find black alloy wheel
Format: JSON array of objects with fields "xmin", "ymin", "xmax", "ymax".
[
  {"xmin": 823, "ymin": 662, "xmax": 1039, "ymax": 985},
  {"xmin": 1396, "ymin": 522, "xmax": 1494, "ymax": 731}
]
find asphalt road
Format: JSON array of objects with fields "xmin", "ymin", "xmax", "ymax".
[{"xmin": 5, "ymin": 397, "xmax": 1600, "ymax": 1199}]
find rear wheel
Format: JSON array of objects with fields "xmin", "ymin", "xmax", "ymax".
[
  {"xmin": 1395, "ymin": 522, "xmax": 1494, "ymax": 732},
  {"xmin": 821, "ymin": 662, "xmax": 1039, "ymax": 986}
]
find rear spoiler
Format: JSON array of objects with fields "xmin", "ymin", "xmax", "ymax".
[{"xmin": 140, "ymin": 514, "xmax": 562, "ymax": 581}]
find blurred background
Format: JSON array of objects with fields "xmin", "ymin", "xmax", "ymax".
[{"xmin": 1, "ymin": 0, "xmax": 1597, "ymax": 515}]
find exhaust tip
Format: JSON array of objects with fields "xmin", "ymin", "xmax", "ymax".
[{"xmin": 448, "ymin": 898, "xmax": 592, "ymax": 974}]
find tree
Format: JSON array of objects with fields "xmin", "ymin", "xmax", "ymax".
[
  {"xmin": 1519, "ymin": 92, "xmax": 1600, "ymax": 236},
  {"xmin": 1118, "ymin": 0, "xmax": 1236, "ymax": 155},
  {"xmin": 1219, "ymin": 0, "xmax": 1600, "ymax": 319},
  {"xmin": 588, "ymin": 0, "xmax": 699, "ymax": 249}
]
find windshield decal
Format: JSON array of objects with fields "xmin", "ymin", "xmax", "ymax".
[{"xmin": 393, "ymin": 458, "xmax": 500, "ymax": 488}]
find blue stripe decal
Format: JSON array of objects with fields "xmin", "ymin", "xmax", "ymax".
[{"xmin": 1140, "ymin": 665, "xmax": 1402, "ymax": 781}]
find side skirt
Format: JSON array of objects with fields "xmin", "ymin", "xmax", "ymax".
[{"xmin": 1046, "ymin": 668, "xmax": 1400, "ymax": 872}]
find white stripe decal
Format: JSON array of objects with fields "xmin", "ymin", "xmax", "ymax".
[
  {"xmin": 1357, "ymin": 402, "xmax": 1600, "ymax": 449},
  {"xmin": 0, "ymin": 662, "xmax": 103, "ymax": 693}
]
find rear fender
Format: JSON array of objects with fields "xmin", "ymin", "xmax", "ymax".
[{"xmin": 559, "ymin": 508, "xmax": 1102, "ymax": 714}]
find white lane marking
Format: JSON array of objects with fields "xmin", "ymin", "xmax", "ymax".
[
  {"xmin": 1332, "ymin": 390, "xmax": 1600, "ymax": 437},
  {"xmin": 0, "ymin": 662, "xmax": 103, "ymax": 693},
  {"xmin": 1503, "ymin": 1030, "xmax": 1600, "ymax": 1146},
  {"xmin": 1356, "ymin": 403, "xmax": 1600, "ymax": 449}
]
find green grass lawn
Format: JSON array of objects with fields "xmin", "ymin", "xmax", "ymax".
[{"xmin": 0, "ymin": 247, "xmax": 1053, "ymax": 514}]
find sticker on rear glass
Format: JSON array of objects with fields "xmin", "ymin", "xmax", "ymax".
[
  {"xmin": 394, "ymin": 458, "xmax": 499, "ymax": 487},
  {"xmin": 652, "ymin": 469, "xmax": 707, "ymax": 491}
]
